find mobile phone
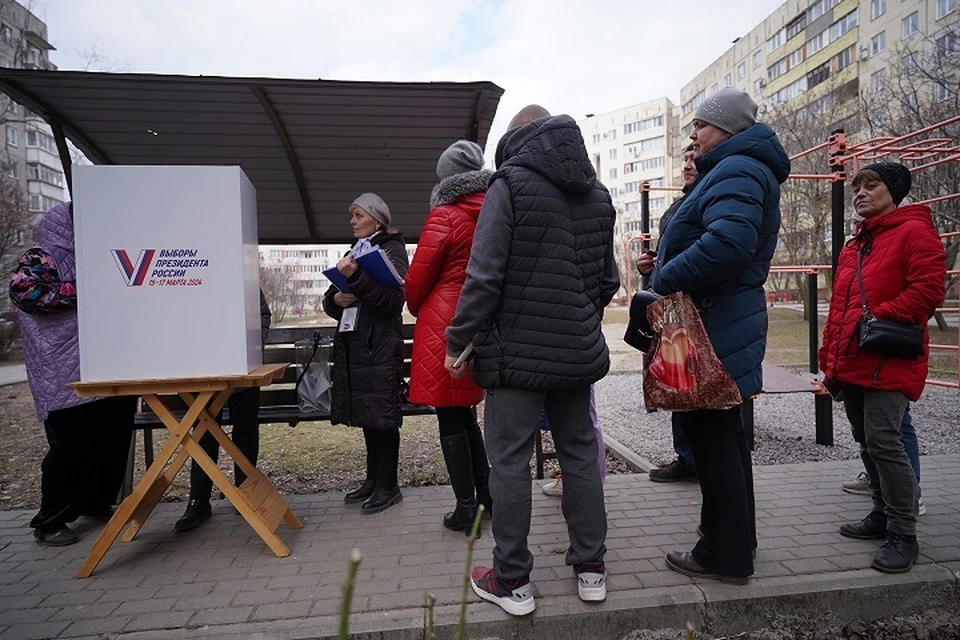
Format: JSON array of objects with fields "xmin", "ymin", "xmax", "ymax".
[{"xmin": 452, "ymin": 343, "xmax": 474, "ymax": 368}]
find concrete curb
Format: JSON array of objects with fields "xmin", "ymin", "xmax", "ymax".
[
  {"xmin": 605, "ymin": 434, "xmax": 656, "ymax": 473},
  {"xmin": 122, "ymin": 564, "xmax": 959, "ymax": 640}
]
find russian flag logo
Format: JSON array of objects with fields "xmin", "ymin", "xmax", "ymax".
[{"xmin": 111, "ymin": 249, "xmax": 155, "ymax": 286}]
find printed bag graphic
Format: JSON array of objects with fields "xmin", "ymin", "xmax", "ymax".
[{"xmin": 643, "ymin": 292, "xmax": 741, "ymax": 411}]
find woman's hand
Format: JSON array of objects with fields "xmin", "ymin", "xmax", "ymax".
[
  {"xmin": 636, "ymin": 251, "xmax": 656, "ymax": 276},
  {"xmin": 334, "ymin": 293, "xmax": 358, "ymax": 307},
  {"xmin": 337, "ymin": 256, "xmax": 358, "ymax": 277}
]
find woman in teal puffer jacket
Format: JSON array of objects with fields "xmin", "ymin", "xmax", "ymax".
[{"xmin": 651, "ymin": 88, "xmax": 790, "ymax": 585}]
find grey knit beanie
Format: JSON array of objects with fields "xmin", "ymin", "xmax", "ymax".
[
  {"xmin": 436, "ymin": 140, "xmax": 485, "ymax": 180},
  {"xmin": 350, "ymin": 192, "xmax": 391, "ymax": 227},
  {"xmin": 694, "ymin": 87, "xmax": 758, "ymax": 135}
]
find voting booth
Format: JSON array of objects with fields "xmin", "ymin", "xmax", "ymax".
[{"xmin": 73, "ymin": 165, "xmax": 262, "ymax": 382}]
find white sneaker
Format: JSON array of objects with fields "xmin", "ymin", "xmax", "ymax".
[
  {"xmin": 575, "ymin": 562, "xmax": 606, "ymax": 602},
  {"xmin": 542, "ymin": 475, "xmax": 563, "ymax": 497},
  {"xmin": 470, "ymin": 566, "xmax": 536, "ymax": 616},
  {"xmin": 918, "ymin": 497, "xmax": 926, "ymax": 516}
]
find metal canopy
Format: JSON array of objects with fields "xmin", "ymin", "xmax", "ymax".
[{"xmin": 0, "ymin": 69, "xmax": 503, "ymax": 244}]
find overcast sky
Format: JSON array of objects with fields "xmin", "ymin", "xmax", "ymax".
[{"xmin": 34, "ymin": 0, "xmax": 785, "ymax": 154}]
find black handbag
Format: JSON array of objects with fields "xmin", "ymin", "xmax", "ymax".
[
  {"xmin": 855, "ymin": 249, "xmax": 924, "ymax": 360},
  {"xmin": 623, "ymin": 290, "xmax": 661, "ymax": 352}
]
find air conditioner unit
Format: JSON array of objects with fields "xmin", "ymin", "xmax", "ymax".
[
  {"xmin": 859, "ymin": 46, "xmax": 870, "ymax": 60},
  {"xmin": 758, "ymin": 79, "xmax": 767, "ymax": 88}
]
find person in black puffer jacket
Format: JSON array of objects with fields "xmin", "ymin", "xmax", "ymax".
[
  {"xmin": 445, "ymin": 105, "xmax": 620, "ymax": 615},
  {"xmin": 322, "ymin": 193, "xmax": 408, "ymax": 515}
]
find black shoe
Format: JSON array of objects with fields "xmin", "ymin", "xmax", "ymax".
[
  {"xmin": 34, "ymin": 524, "xmax": 79, "ymax": 547},
  {"xmin": 840, "ymin": 511, "xmax": 887, "ymax": 540},
  {"xmin": 344, "ymin": 478, "xmax": 376, "ymax": 505},
  {"xmin": 649, "ymin": 459, "xmax": 697, "ymax": 483},
  {"xmin": 665, "ymin": 550, "xmax": 749, "ymax": 585},
  {"xmin": 361, "ymin": 486, "xmax": 402, "ymax": 515},
  {"xmin": 872, "ymin": 533, "xmax": 919, "ymax": 573},
  {"xmin": 174, "ymin": 499, "xmax": 212, "ymax": 532},
  {"xmin": 443, "ymin": 502, "xmax": 479, "ymax": 537}
]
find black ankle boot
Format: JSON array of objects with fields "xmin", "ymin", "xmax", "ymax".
[
  {"xmin": 361, "ymin": 485, "xmax": 402, "ymax": 514},
  {"xmin": 872, "ymin": 533, "xmax": 919, "ymax": 573},
  {"xmin": 175, "ymin": 499, "xmax": 212, "ymax": 532},
  {"xmin": 839, "ymin": 510, "xmax": 887, "ymax": 540},
  {"xmin": 344, "ymin": 478, "xmax": 376, "ymax": 505},
  {"xmin": 440, "ymin": 432, "xmax": 479, "ymax": 536},
  {"xmin": 466, "ymin": 419, "xmax": 492, "ymax": 516}
]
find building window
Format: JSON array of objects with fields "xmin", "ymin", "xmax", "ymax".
[
  {"xmin": 724, "ymin": 73, "xmax": 732, "ymax": 87},
  {"xmin": 29, "ymin": 194, "xmax": 42, "ymax": 211},
  {"xmin": 809, "ymin": 0, "xmax": 830, "ymax": 22},
  {"xmin": 806, "ymin": 30, "xmax": 827, "ymax": 56},
  {"xmin": 592, "ymin": 133, "xmax": 600, "ymax": 144},
  {"xmin": 870, "ymin": 69, "xmax": 886, "ymax": 93},
  {"xmin": 901, "ymin": 52, "xmax": 918, "ymax": 73},
  {"xmin": 807, "ymin": 62, "xmax": 831, "ymax": 88},
  {"xmin": 936, "ymin": 32, "xmax": 958, "ymax": 54},
  {"xmin": 604, "ymin": 129, "xmax": 617, "ymax": 140},
  {"xmin": 25, "ymin": 129, "xmax": 57, "ymax": 153},
  {"xmin": 902, "ymin": 92, "xmax": 918, "ymax": 113},
  {"xmin": 787, "ymin": 13, "xmax": 807, "ymax": 40},
  {"xmin": 767, "ymin": 29, "xmax": 785, "ymax": 52},
  {"xmin": 640, "ymin": 136, "xmax": 665, "ymax": 152},
  {"xmin": 607, "ymin": 148, "xmax": 616, "ymax": 160},
  {"xmin": 6, "ymin": 162, "xmax": 17, "ymax": 179},
  {"xmin": 789, "ymin": 47, "xmax": 804, "ymax": 68},
  {"xmin": 5, "ymin": 125, "xmax": 17, "ymax": 147},
  {"xmin": 608, "ymin": 168, "xmax": 618, "ymax": 180},
  {"xmin": 0, "ymin": 25, "xmax": 13, "ymax": 44},
  {"xmin": 870, "ymin": 0, "xmax": 885, "ymax": 20},
  {"xmin": 936, "ymin": 82, "xmax": 954, "ymax": 101},
  {"xmin": 768, "ymin": 57, "xmax": 788, "ymax": 80},
  {"xmin": 710, "ymin": 82, "xmax": 718, "ymax": 94},
  {"xmin": 902, "ymin": 12, "xmax": 919, "ymax": 38},
  {"xmin": 829, "ymin": 9, "xmax": 858, "ymax": 41},
  {"xmin": 753, "ymin": 50, "xmax": 762, "ymax": 68},
  {"xmin": 871, "ymin": 31, "xmax": 886, "ymax": 55},
  {"xmin": 836, "ymin": 47, "xmax": 853, "ymax": 71},
  {"xmin": 937, "ymin": 0, "xmax": 956, "ymax": 19},
  {"xmin": 737, "ymin": 62, "xmax": 746, "ymax": 79}
]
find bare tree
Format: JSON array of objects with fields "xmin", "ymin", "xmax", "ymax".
[
  {"xmin": 859, "ymin": 26, "xmax": 960, "ymax": 303},
  {"xmin": 259, "ymin": 260, "xmax": 304, "ymax": 326},
  {"xmin": 0, "ymin": 167, "xmax": 29, "ymax": 271}
]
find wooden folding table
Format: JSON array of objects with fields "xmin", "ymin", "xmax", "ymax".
[{"xmin": 69, "ymin": 363, "xmax": 302, "ymax": 578}]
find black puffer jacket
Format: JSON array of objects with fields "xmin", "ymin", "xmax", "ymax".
[
  {"xmin": 322, "ymin": 232, "xmax": 408, "ymax": 430},
  {"xmin": 446, "ymin": 115, "xmax": 620, "ymax": 390}
]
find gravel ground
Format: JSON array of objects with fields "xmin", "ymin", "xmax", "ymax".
[{"xmin": 595, "ymin": 370, "xmax": 960, "ymax": 468}]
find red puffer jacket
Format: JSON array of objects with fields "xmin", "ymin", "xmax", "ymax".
[
  {"xmin": 406, "ymin": 190, "xmax": 486, "ymax": 407},
  {"xmin": 819, "ymin": 203, "xmax": 945, "ymax": 401}
]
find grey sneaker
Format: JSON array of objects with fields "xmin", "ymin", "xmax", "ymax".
[
  {"xmin": 842, "ymin": 472, "xmax": 872, "ymax": 496},
  {"xmin": 574, "ymin": 562, "xmax": 606, "ymax": 602}
]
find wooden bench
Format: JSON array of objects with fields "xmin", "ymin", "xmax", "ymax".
[{"xmin": 123, "ymin": 324, "xmax": 434, "ymax": 496}]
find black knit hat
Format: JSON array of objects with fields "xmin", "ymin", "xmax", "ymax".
[{"xmin": 858, "ymin": 162, "xmax": 912, "ymax": 206}]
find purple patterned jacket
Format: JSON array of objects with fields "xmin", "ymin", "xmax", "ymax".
[{"xmin": 18, "ymin": 202, "xmax": 97, "ymax": 422}]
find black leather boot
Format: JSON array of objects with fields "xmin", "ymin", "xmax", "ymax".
[
  {"xmin": 345, "ymin": 429, "xmax": 378, "ymax": 504},
  {"xmin": 872, "ymin": 533, "xmax": 919, "ymax": 573},
  {"xmin": 361, "ymin": 485, "xmax": 402, "ymax": 514},
  {"xmin": 839, "ymin": 510, "xmax": 887, "ymax": 540},
  {"xmin": 440, "ymin": 432, "xmax": 478, "ymax": 535},
  {"xmin": 174, "ymin": 499, "xmax": 212, "ymax": 532},
  {"xmin": 466, "ymin": 418, "xmax": 492, "ymax": 516}
]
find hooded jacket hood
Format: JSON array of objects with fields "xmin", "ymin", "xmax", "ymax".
[
  {"xmin": 495, "ymin": 115, "xmax": 597, "ymax": 194},
  {"xmin": 696, "ymin": 122, "xmax": 791, "ymax": 185}
]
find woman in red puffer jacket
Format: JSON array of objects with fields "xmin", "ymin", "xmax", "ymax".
[
  {"xmin": 406, "ymin": 140, "xmax": 493, "ymax": 534},
  {"xmin": 819, "ymin": 162, "xmax": 945, "ymax": 575}
]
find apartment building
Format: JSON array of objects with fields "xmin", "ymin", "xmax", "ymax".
[
  {"xmin": 577, "ymin": 98, "xmax": 682, "ymax": 238},
  {"xmin": 679, "ymin": 0, "xmax": 957, "ymax": 143},
  {"xmin": 0, "ymin": 1, "xmax": 64, "ymax": 238},
  {"xmin": 259, "ymin": 243, "xmax": 417, "ymax": 316}
]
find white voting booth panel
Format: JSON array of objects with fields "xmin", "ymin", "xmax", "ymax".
[{"xmin": 74, "ymin": 165, "xmax": 262, "ymax": 382}]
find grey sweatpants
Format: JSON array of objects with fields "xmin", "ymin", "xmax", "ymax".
[
  {"xmin": 484, "ymin": 385, "xmax": 607, "ymax": 582},
  {"xmin": 842, "ymin": 385, "xmax": 917, "ymax": 535}
]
